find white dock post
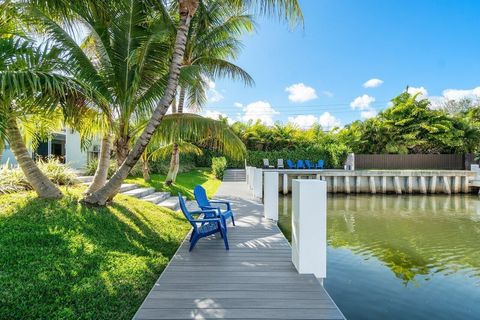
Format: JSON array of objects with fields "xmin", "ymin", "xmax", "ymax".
[
  {"xmin": 283, "ymin": 173, "xmax": 289, "ymax": 195},
  {"xmin": 247, "ymin": 167, "xmax": 254, "ymax": 190},
  {"xmin": 253, "ymin": 168, "xmax": 263, "ymax": 199},
  {"xmin": 264, "ymin": 172, "xmax": 279, "ymax": 220},
  {"xmin": 291, "ymin": 179, "xmax": 327, "ymax": 280}
]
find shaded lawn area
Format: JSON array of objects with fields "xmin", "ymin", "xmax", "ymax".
[
  {"xmin": 0, "ymin": 187, "xmax": 190, "ymax": 320},
  {"xmin": 125, "ymin": 168, "xmax": 221, "ymax": 200}
]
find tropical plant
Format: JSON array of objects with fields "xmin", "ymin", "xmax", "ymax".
[
  {"xmin": 0, "ymin": 21, "xmax": 86, "ymax": 199},
  {"xmin": 165, "ymin": 0, "xmax": 255, "ymax": 185},
  {"xmin": 211, "ymin": 156, "xmax": 227, "ymax": 179},
  {"xmin": 81, "ymin": 0, "xmax": 303, "ymax": 205}
]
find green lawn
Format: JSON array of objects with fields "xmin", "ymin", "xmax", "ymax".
[
  {"xmin": 125, "ymin": 168, "xmax": 222, "ymax": 200},
  {"xmin": 0, "ymin": 168, "xmax": 221, "ymax": 319},
  {"xmin": 0, "ymin": 187, "xmax": 190, "ymax": 320}
]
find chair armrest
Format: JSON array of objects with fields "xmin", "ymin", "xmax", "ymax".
[
  {"xmin": 200, "ymin": 206, "xmax": 222, "ymax": 214},
  {"xmin": 191, "ymin": 218, "xmax": 221, "ymax": 223},
  {"xmin": 209, "ymin": 200, "xmax": 231, "ymax": 211}
]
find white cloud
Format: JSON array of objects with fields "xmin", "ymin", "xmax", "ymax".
[
  {"xmin": 288, "ymin": 112, "xmax": 340, "ymax": 130},
  {"xmin": 242, "ymin": 100, "xmax": 279, "ymax": 126},
  {"xmin": 442, "ymin": 87, "xmax": 480, "ymax": 101},
  {"xmin": 350, "ymin": 94, "xmax": 376, "ymax": 110},
  {"xmin": 203, "ymin": 110, "xmax": 232, "ymax": 124},
  {"xmin": 234, "ymin": 102, "xmax": 243, "ymax": 108},
  {"xmin": 288, "ymin": 115, "xmax": 318, "ymax": 129},
  {"xmin": 321, "ymin": 90, "xmax": 334, "ymax": 98},
  {"xmin": 360, "ymin": 109, "xmax": 377, "ymax": 119},
  {"xmin": 285, "ymin": 83, "xmax": 318, "ymax": 103},
  {"xmin": 363, "ymin": 78, "xmax": 384, "ymax": 88},
  {"xmin": 319, "ymin": 112, "xmax": 341, "ymax": 130},
  {"xmin": 203, "ymin": 77, "xmax": 224, "ymax": 103},
  {"xmin": 407, "ymin": 86, "xmax": 428, "ymax": 98}
]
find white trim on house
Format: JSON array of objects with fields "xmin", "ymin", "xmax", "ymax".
[{"xmin": 1, "ymin": 128, "xmax": 99, "ymax": 170}]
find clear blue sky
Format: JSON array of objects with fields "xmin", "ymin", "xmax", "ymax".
[{"xmin": 202, "ymin": 0, "xmax": 480, "ymax": 129}]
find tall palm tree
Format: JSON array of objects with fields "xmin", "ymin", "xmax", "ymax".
[
  {"xmin": 165, "ymin": 1, "xmax": 254, "ymax": 185},
  {"xmin": 0, "ymin": 34, "xmax": 84, "ymax": 198},
  {"xmin": 82, "ymin": 0, "xmax": 302, "ymax": 205},
  {"xmin": 24, "ymin": 0, "xmax": 175, "ymax": 193}
]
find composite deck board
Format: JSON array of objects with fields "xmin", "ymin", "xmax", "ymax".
[{"xmin": 134, "ymin": 182, "xmax": 344, "ymax": 320}]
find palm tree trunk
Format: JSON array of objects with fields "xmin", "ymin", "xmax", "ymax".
[
  {"xmin": 5, "ymin": 117, "xmax": 63, "ymax": 199},
  {"xmin": 165, "ymin": 86, "xmax": 186, "ymax": 185},
  {"xmin": 85, "ymin": 134, "xmax": 111, "ymax": 194},
  {"xmin": 115, "ymin": 134, "xmax": 130, "ymax": 167},
  {"xmin": 82, "ymin": 0, "xmax": 199, "ymax": 205},
  {"xmin": 165, "ymin": 143, "xmax": 179, "ymax": 185},
  {"xmin": 141, "ymin": 152, "xmax": 151, "ymax": 182}
]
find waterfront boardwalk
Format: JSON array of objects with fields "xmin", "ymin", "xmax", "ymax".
[{"xmin": 134, "ymin": 182, "xmax": 344, "ymax": 320}]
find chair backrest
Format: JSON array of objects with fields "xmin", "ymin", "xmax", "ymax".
[
  {"xmin": 194, "ymin": 185, "xmax": 210, "ymax": 208},
  {"xmin": 277, "ymin": 159, "xmax": 284, "ymax": 168},
  {"xmin": 297, "ymin": 159, "xmax": 305, "ymax": 169},
  {"xmin": 178, "ymin": 193, "xmax": 196, "ymax": 228},
  {"xmin": 317, "ymin": 159, "xmax": 324, "ymax": 169},
  {"xmin": 263, "ymin": 159, "xmax": 270, "ymax": 168},
  {"xmin": 286, "ymin": 159, "xmax": 295, "ymax": 169},
  {"xmin": 305, "ymin": 160, "xmax": 312, "ymax": 169}
]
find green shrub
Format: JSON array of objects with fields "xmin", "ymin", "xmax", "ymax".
[
  {"xmin": 0, "ymin": 164, "xmax": 30, "ymax": 194},
  {"xmin": 211, "ymin": 157, "xmax": 227, "ymax": 179},
  {"xmin": 0, "ymin": 157, "xmax": 78, "ymax": 194},
  {"xmin": 36, "ymin": 157, "xmax": 79, "ymax": 185},
  {"xmin": 84, "ymin": 158, "xmax": 118, "ymax": 178},
  {"xmin": 246, "ymin": 145, "xmax": 349, "ymax": 169}
]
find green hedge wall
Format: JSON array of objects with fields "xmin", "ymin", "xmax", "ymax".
[{"xmin": 246, "ymin": 148, "xmax": 348, "ymax": 169}]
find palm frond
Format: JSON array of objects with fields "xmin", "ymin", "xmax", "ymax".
[
  {"xmin": 148, "ymin": 141, "xmax": 203, "ymax": 161},
  {"xmin": 146, "ymin": 113, "xmax": 246, "ymax": 160}
]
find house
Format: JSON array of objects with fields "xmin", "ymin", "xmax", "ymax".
[{"xmin": 1, "ymin": 128, "xmax": 99, "ymax": 170}]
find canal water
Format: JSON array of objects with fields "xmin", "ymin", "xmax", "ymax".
[{"xmin": 278, "ymin": 194, "xmax": 480, "ymax": 320}]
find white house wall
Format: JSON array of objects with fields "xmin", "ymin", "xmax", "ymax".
[{"xmin": 65, "ymin": 129, "xmax": 89, "ymax": 170}]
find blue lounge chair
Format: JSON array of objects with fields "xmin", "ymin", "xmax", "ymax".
[
  {"xmin": 305, "ymin": 160, "xmax": 315, "ymax": 169},
  {"xmin": 178, "ymin": 193, "xmax": 229, "ymax": 251},
  {"xmin": 317, "ymin": 159, "xmax": 325, "ymax": 169},
  {"xmin": 194, "ymin": 185, "xmax": 235, "ymax": 226},
  {"xmin": 296, "ymin": 159, "xmax": 305, "ymax": 169},
  {"xmin": 286, "ymin": 159, "xmax": 296, "ymax": 169}
]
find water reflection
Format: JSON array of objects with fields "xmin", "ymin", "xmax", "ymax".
[{"xmin": 278, "ymin": 194, "xmax": 480, "ymax": 319}]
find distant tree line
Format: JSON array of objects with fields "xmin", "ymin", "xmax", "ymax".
[{"xmin": 226, "ymin": 91, "xmax": 480, "ymax": 168}]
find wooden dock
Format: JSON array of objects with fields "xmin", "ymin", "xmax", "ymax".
[{"xmin": 133, "ymin": 182, "xmax": 344, "ymax": 320}]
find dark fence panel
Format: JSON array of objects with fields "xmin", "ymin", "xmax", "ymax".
[{"xmin": 354, "ymin": 154, "xmax": 470, "ymax": 170}]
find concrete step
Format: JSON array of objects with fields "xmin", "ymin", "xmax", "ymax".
[
  {"xmin": 77, "ymin": 176, "xmax": 94, "ymax": 183},
  {"xmin": 119, "ymin": 183, "xmax": 139, "ymax": 193},
  {"xmin": 140, "ymin": 192, "xmax": 171, "ymax": 204},
  {"xmin": 122, "ymin": 187, "xmax": 156, "ymax": 199},
  {"xmin": 158, "ymin": 196, "xmax": 186, "ymax": 211}
]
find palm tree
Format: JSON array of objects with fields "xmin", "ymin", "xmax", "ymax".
[
  {"xmin": 81, "ymin": 0, "xmax": 302, "ymax": 205},
  {"xmin": 165, "ymin": 1, "xmax": 255, "ymax": 185},
  {"xmin": 0, "ymin": 34, "xmax": 83, "ymax": 198},
  {"xmin": 24, "ymin": 0, "xmax": 176, "ymax": 193},
  {"xmin": 142, "ymin": 113, "xmax": 246, "ymax": 181}
]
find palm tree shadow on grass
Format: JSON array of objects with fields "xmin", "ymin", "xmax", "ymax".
[{"xmin": 0, "ymin": 194, "xmax": 189, "ymax": 320}]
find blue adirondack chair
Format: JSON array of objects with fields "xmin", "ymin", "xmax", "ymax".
[
  {"xmin": 304, "ymin": 160, "xmax": 315, "ymax": 169},
  {"xmin": 286, "ymin": 159, "xmax": 296, "ymax": 169},
  {"xmin": 317, "ymin": 159, "xmax": 325, "ymax": 169},
  {"xmin": 194, "ymin": 185, "xmax": 235, "ymax": 226},
  {"xmin": 178, "ymin": 193, "xmax": 229, "ymax": 251},
  {"xmin": 296, "ymin": 159, "xmax": 305, "ymax": 169}
]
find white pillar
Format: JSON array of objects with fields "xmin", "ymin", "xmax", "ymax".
[
  {"xmin": 248, "ymin": 167, "xmax": 255, "ymax": 190},
  {"xmin": 283, "ymin": 173, "xmax": 289, "ymax": 195},
  {"xmin": 264, "ymin": 172, "xmax": 279, "ymax": 220},
  {"xmin": 253, "ymin": 168, "xmax": 263, "ymax": 199},
  {"xmin": 291, "ymin": 179, "xmax": 327, "ymax": 280}
]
